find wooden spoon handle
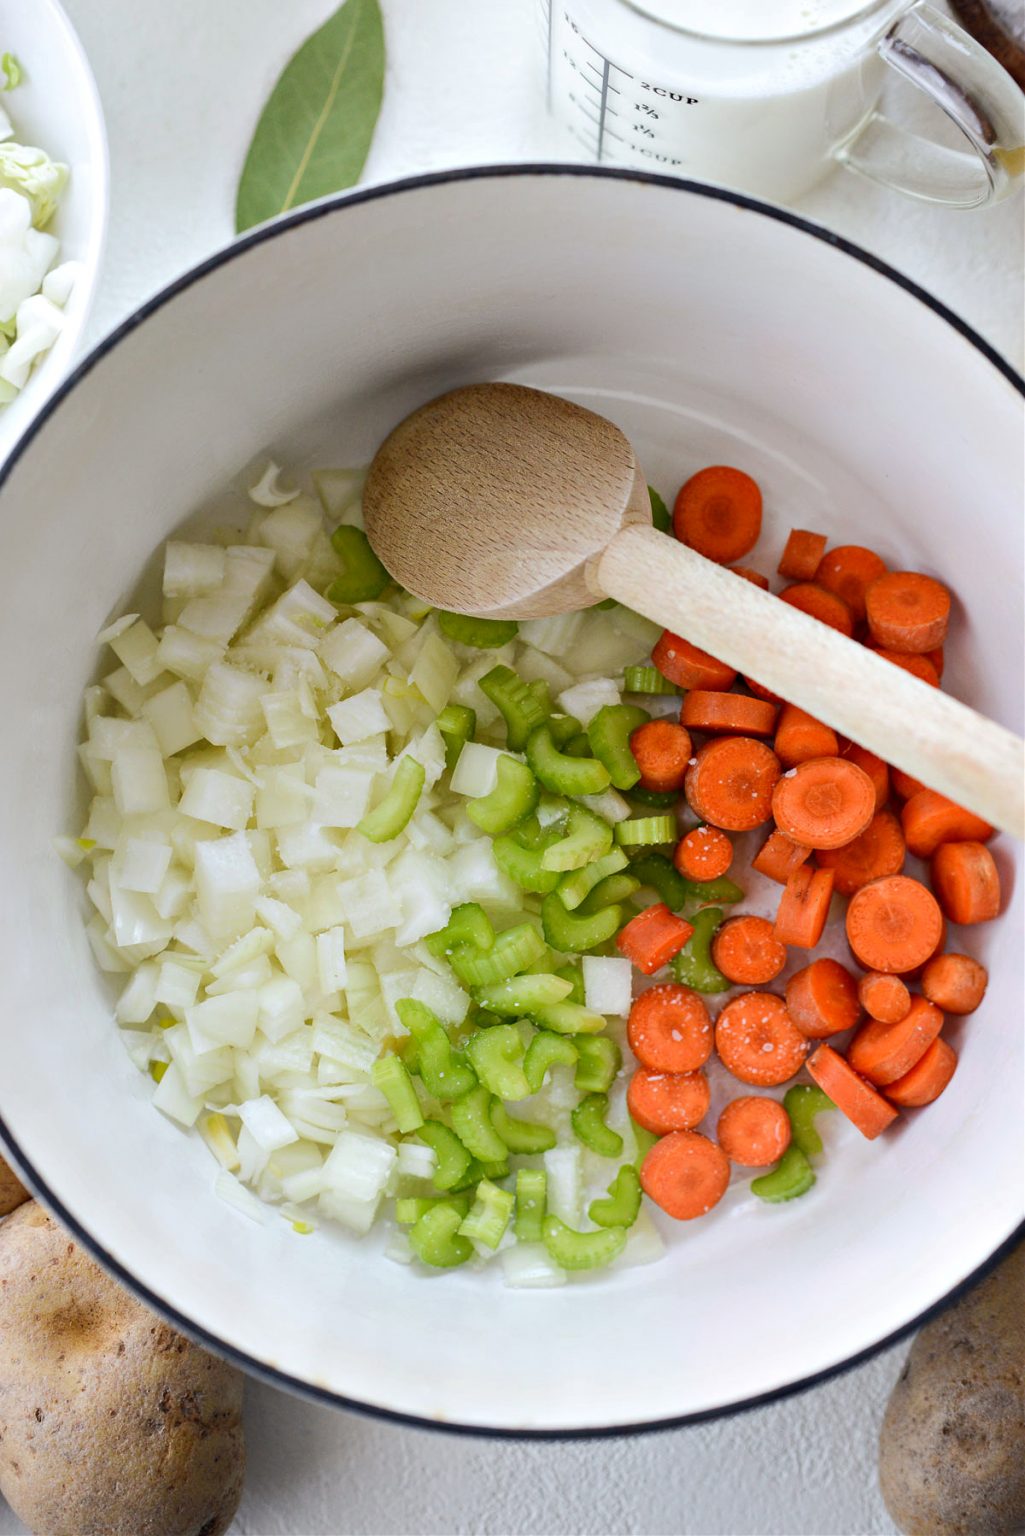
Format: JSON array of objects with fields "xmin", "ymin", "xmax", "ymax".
[{"xmin": 597, "ymin": 524, "xmax": 1025, "ymax": 838}]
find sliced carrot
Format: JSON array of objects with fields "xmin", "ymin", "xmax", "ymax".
[
  {"xmin": 884, "ymin": 1037, "xmax": 957, "ymax": 1107},
  {"xmin": 847, "ymin": 996, "xmax": 944, "ymax": 1085},
  {"xmin": 673, "ymin": 824, "xmax": 733, "ymax": 882},
  {"xmin": 627, "ymin": 984, "xmax": 714, "ymax": 1074},
  {"xmin": 926, "ymin": 646, "xmax": 945, "ymax": 680},
  {"xmin": 891, "ymin": 766, "xmax": 926, "ymax": 801},
  {"xmin": 786, "ymin": 958, "xmax": 861, "ymax": 1039},
  {"xmin": 628, "ymin": 1068, "xmax": 710, "ymax": 1135},
  {"xmin": 629, "ymin": 719, "xmax": 693, "ymax": 793},
  {"xmin": 772, "ymin": 864, "xmax": 835, "ymax": 948},
  {"xmin": 865, "ymin": 571, "xmax": 951, "ymax": 654},
  {"xmin": 712, "ymin": 915, "xmax": 787, "ymax": 985},
  {"xmin": 778, "ymin": 528, "xmax": 827, "ymax": 582},
  {"xmin": 639, "ymin": 1130, "xmax": 730, "ymax": 1220},
  {"xmin": 680, "ymin": 690, "xmax": 778, "ymax": 738},
  {"xmin": 744, "ymin": 675, "xmax": 783, "ymax": 705},
  {"xmin": 652, "ymin": 631, "xmax": 737, "ymax": 692},
  {"xmin": 814, "ymin": 544, "xmax": 888, "ymax": 625},
  {"xmin": 816, "ymin": 809, "xmax": 906, "ymax": 896},
  {"xmin": 846, "ymin": 874, "xmax": 944, "ymax": 974},
  {"xmin": 684, "ymin": 737, "xmax": 781, "ymax": 833},
  {"xmin": 673, "ymin": 466, "xmax": 762, "ymax": 565},
  {"xmin": 806, "ymin": 1043, "xmax": 898, "ymax": 1139},
  {"xmin": 780, "ymin": 582, "xmax": 855, "ymax": 637},
  {"xmin": 752, "ymin": 829, "xmax": 812, "ymax": 886},
  {"xmin": 715, "ymin": 992, "xmax": 808, "ymax": 1086},
  {"xmin": 774, "ymin": 704, "xmax": 839, "ymax": 768},
  {"xmin": 857, "ymin": 972, "xmax": 911, "ymax": 1024},
  {"xmin": 841, "ymin": 742, "xmax": 889, "ymax": 811},
  {"xmin": 730, "ymin": 565, "xmax": 770, "ymax": 590},
  {"xmin": 771, "ymin": 756, "xmax": 876, "ymax": 850},
  {"xmin": 921, "ymin": 952, "xmax": 988, "ymax": 1015},
  {"xmin": 717, "ymin": 1096, "xmax": 792, "ymax": 1168},
  {"xmin": 869, "ymin": 646, "xmax": 941, "ymax": 687},
  {"xmin": 901, "ymin": 789, "xmax": 994, "ymax": 859},
  {"xmin": 931, "ymin": 841, "xmax": 1001, "ymax": 925},
  {"xmin": 616, "ymin": 903, "xmax": 694, "ymax": 975}
]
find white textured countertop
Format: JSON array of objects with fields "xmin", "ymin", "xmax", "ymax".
[{"xmin": 3, "ymin": 2, "xmax": 1021, "ymax": 1532}]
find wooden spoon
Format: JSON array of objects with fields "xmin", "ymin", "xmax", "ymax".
[{"xmin": 364, "ymin": 383, "xmax": 1024, "ymax": 838}]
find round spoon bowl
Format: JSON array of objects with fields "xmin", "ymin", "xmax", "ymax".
[{"xmin": 0, "ymin": 168, "xmax": 1020, "ymax": 1434}]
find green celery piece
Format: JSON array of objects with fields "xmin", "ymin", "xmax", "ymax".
[
  {"xmin": 679, "ymin": 874, "xmax": 745, "ymax": 906},
  {"xmin": 450, "ymin": 1085, "xmax": 509, "ymax": 1163},
  {"xmin": 542, "ymin": 891, "xmax": 623, "ymax": 953},
  {"xmin": 557, "ymin": 847, "xmax": 628, "ymax": 910},
  {"xmin": 475, "ymin": 974, "xmax": 572, "ymax": 1015},
  {"xmin": 542, "ymin": 1215, "xmax": 627, "ymax": 1271},
  {"xmin": 395, "ymin": 1193, "xmax": 471, "ymax": 1225},
  {"xmin": 546, "ymin": 714, "xmax": 582, "ymax": 747},
  {"xmin": 409, "ymin": 1202, "xmax": 473, "ymax": 1267},
  {"xmin": 447, "ymin": 922, "xmax": 546, "ymax": 987},
  {"xmin": 615, "ymin": 814, "xmax": 677, "ymax": 847},
  {"xmin": 648, "ymin": 485, "xmax": 671, "ymax": 533},
  {"xmin": 555, "ymin": 963, "xmax": 585, "ymax": 1005},
  {"xmin": 370, "ymin": 1054, "xmax": 424, "ymax": 1133},
  {"xmin": 541, "ymin": 803, "xmax": 614, "ymax": 874},
  {"xmin": 465, "ymin": 1023, "xmax": 531, "ymax": 1101},
  {"xmin": 632, "ymin": 1119, "xmax": 659, "ymax": 1168},
  {"xmin": 563, "ymin": 732, "xmax": 593, "ymax": 758},
  {"xmin": 623, "ymin": 665, "xmax": 678, "ymax": 696},
  {"xmin": 589, "ymin": 1164, "xmax": 642, "ymax": 1229},
  {"xmin": 449, "ymin": 1155, "xmax": 510, "ymax": 1192},
  {"xmin": 571, "ymin": 1092, "xmax": 624, "ymax": 1157},
  {"xmin": 525, "ymin": 724, "xmax": 611, "ymax": 797},
  {"xmin": 436, "ymin": 703, "xmax": 476, "ymax": 771},
  {"xmin": 327, "ymin": 525, "xmax": 389, "ymax": 603},
  {"xmin": 751, "ymin": 1144, "xmax": 816, "ymax": 1203},
  {"xmin": 523, "ymin": 1031, "xmax": 578, "ymax": 1093},
  {"xmin": 532, "ymin": 1001, "xmax": 606, "ymax": 1035},
  {"xmin": 479, "ymin": 665, "xmax": 551, "ymax": 750},
  {"xmin": 784, "ymin": 1085, "xmax": 835, "ymax": 1160},
  {"xmin": 574, "ymin": 1036, "xmax": 621, "ymax": 1094},
  {"xmin": 629, "ymin": 784, "xmax": 679, "ymax": 810},
  {"xmin": 417, "ymin": 1121, "xmax": 474, "ymax": 1191},
  {"xmin": 579, "ymin": 872, "xmax": 640, "ymax": 914},
  {"xmin": 467, "ymin": 755, "xmax": 539, "ymax": 836},
  {"xmin": 357, "ymin": 757, "xmax": 425, "ymax": 842},
  {"xmin": 438, "ymin": 611, "xmax": 518, "ymax": 648},
  {"xmin": 459, "ymin": 1179, "xmax": 515, "ymax": 1248},
  {"xmin": 395, "ymin": 1000, "xmax": 476, "ymax": 1101},
  {"xmin": 490, "ymin": 1100, "xmax": 556, "ymax": 1154},
  {"xmin": 515, "ymin": 1169, "xmax": 547, "ymax": 1243},
  {"xmin": 670, "ymin": 906, "xmax": 729, "ymax": 993},
  {"xmin": 587, "ymin": 703, "xmax": 650, "ymax": 790},
  {"xmin": 492, "ymin": 817, "xmax": 562, "ymax": 895},
  {"xmin": 630, "ymin": 852, "xmax": 689, "ymax": 911},
  {"xmin": 425, "ymin": 902, "xmax": 494, "ymax": 957}
]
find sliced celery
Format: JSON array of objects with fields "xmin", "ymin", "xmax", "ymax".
[
  {"xmin": 447, "ymin": 922, "xmax": 546, "ymax": 987},
  {"xmin": 556, "ymin": 847, "xmax": 628, "ymax": 910},
  {"xmin": 436, "ymin": 703, "xmax": 476, "ymax": 771},
  {"xmin": 670, "ymin": 906, "xmax": 729, "ymax": 993},
  {"xmin": 492, "ymin": 817, "xmax": 562, "ymax": 895},
  {"xmin": 450, "ymin": 1085, "xmax": 509, "ymax": 1163},
  {"xmin": 417, "ymin": 1121, "xmax": 474, "ymax": 1191},
  {"xmin": 579, "ymin": 872, "xmax": 641, "ymax": 914},
  {"xmin": 648, "ymin": 485, "xmax": 671, "ymax": 533},
  {"xmin": 589, "ymin": 1164, "xmax": 642, "ymax": 1229},
  {"xmin": 459, "ymin": 1178, "xmax": 515, "ymax": 1248},
  {"xmin": 525, "ymin": 724, "xmax": 611, "ymax": 797},
  {"xmin": 395, "ymin": 1000, "xmax": 476, "ymax": 1101},
  {"xmin": 629, "ymin": 852, "xmax": 688, "ymax": 911},
  {"xmin": 587, "ymin": 703, "xmax": 649, "ymax": 790},
  {"xmin": 623, "ymin": 665, "xmax": 678, "ymax": 696},
  {"xmin": 571, "ymin": 1092, "xmax": 624, "ymax": 1157},
  {"xmin": 515, "ymin": 1168, "xmax": 547, "ymax": 1243},
  {"xmin": 555, "ymin": 963, "xmax": 585, "ymax": 1005},
  {"xmin": 615, "ymin": 814, "xmax": 677, "ymax": 847},
  {"xmin": 371, "ymin": 1054, "xmax": 424, "ymax": 1133},
  {"xmin": 523, "ymin": 1031, "xmax": 578, "ymax": 1093},
  {"xmin": 467, "ymin": 755, "xmax": 538, "ymax": 835},
  {"xmin": 475, "ymin": 974, "xmax": 572, "ymax": 1015},
  {"xmin": 540, "ymin": 803, "xmax": 614, "ymax": 873},
  {"xmin": 357, "ymin": 757, "xmax": 425, "ymax": 842},
  {"xmin": 541, "ymin": 891, "xmax": 623, "ymax": 953},
  {"xmin": 438, "ymin": 611, "xmax": 518, "ymax": 648},
  {"xmin": 784, "ymin": 1084, "xmax": 835, "ymax": 1160},
  {"xmin": 409, "ymin": 1202, "xmax": 473, "ymax": 1267},
  {"xmin": 465, "ymin": 1023, "xmax": 531, "ymax": 1101},
  {"xmin": 542, "ymin": 1215, "xmax": 627, "ymax": 1271},
  {"xmin": 490, "ymin": 1101, "xmax": 556, "ymax": 1154},
  {"xmin": 479, "ymin": 665, "xmax": 550, "ymax": 750},
  {"xmin": 531, "ymin": 1000, "xmax": 606, "ymax": 1035},
  {"xmin": 425, "ymin": 902, "xmax": 495, "ymax": 956},
  {"xmin": 574, "ymin": 1036, "xmax": 621, "ymax": 1094},
  {"xmin": 327, "ymin": 526, "xmax": 389, "ymax": 604},
  {"xmin": 751, "ymin": 1145, "xmax": 816, "ymax": 1203}
]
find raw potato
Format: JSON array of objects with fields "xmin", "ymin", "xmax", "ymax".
[
  {"xmin": 879, "ymin": 1242, "xmax": 1025, "ymax": 1536},
  {"xmin": 0, "ymin": 1202, "xmax": 245, "ymax": 1536},
  {"xmin": 0, "ymin": 1153, "xmax": 28, "ymax": 1216}
]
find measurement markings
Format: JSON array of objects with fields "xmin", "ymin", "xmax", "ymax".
[{"xmin": 596, "ymin": 55, "xmax": 611, "ymax": 161}]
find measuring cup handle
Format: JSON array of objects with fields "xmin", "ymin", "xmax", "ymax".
[{"xmin": 836, "ymin": 0, "xmax": 1025, "ymax": 207}]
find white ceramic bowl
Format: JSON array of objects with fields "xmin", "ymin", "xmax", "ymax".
[
  {"xmin": 0, "ymin": 169, "xmax": 1021, "ymax": 1435},
  {"xmin": 0, "ymin": 0, "xmax": 107, "ymax": 463}
]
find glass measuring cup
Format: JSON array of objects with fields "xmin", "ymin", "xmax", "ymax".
[{"xmin": 542, "ymin": 0, "xmax": 1025, "ymax": 205}]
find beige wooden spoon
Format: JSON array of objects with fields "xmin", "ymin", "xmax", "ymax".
[{"xmin": 364, "ymin": 383, "xmax": 1024, "ymax": 838}]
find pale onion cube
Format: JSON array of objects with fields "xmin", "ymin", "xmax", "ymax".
[
  {"xmin": 336, "ymin": 870, "xmax": 396, "ymax": 940},
  {"xmin": 83, "ymin": 796, "xmax": 122, "ymax": 849},
  {"xmin": 198, "ymin": 1113, "xmax": 241, "ymax": 1173},
  {"xmin": 156, "ymin": 625, "xmax": 225, "ymax": 682},
  {"xmin": 583, "ymin": 956, "xmax": 633, "ymax": 1017},
  {"xmin": 257, "ymin": 975, "xmax": 306, "ymax": 1042},
  {"xmin": 384, "ymin": 1228, "xmax": 414, "ymax": 1266},
  {"xmin": 108, "ymin": 618, "xmax": 163, "ymax": 685},
  {"xmin": 400, "ymin": 723, "xmax": 447, "ymax": 791},
  {"xmin": 109, "ymin": 888, "xmax": 173, "ymax": 949},
  {"xmin": 255, "ymin": 496, "xmax": 321, "ymax": 576},
  {"xmin": 501, "ymin": 1243, "xmax": 567, "ymax": 1288},
  {"xmin": 168, "ymin": 1026, "xmax": 235, "ymax": 1098},
  {"xmin": 394, "ymin": 881, "xmax": 451, "ymax": 949},
  {"xmin": 544, "ymin": 1145, "xmax": 582, "ymax": 1224},
  {"xmin": 152, "ymin": 865, "xmax": 191, "ymax": 920},
  {"xmin": 88, "ymin": 716, "xmax": 159, "ymax": 761},
  {"xmin": 193, "ymin": 832, "xmax": 260, "ymax": 938},
  {"xmin": 118, "ymin": 837, "xmax": 172, "ymax": 894},
  {"xmin": 410, "ymin": 967, "xmax": 470, "ymax": 1026},
  {"xmin": 163, "ymin": 541, "xmax": 226, "ymax": 597},
  {"xmin": 336, "ymin": 736, "xmax": 389, "ymax": 774},
  {"xmin": 104, "ymin": 666, "xmax": 167, "ymax": 716},
  {"xmin": 121, "ymin": 1029, "xmax": 157, "ymax": 1071},
  {"xmin": 322, "ymin": 1129, "xmax": 396, "ymax": 1202},
  {"xmin": 396, "ymin": 1141, "xmax": 436, "ymax": 1180},
  {"xmin": 195, "ymin": 664, "xmax": 266, "ymax": 747},
  {"xmin": 254, "ymin": 895, "xmax": 302, "ymax": 941},
  {"xmin": 305, "ymin": 873, "xmax": 347, "ymax": 933},
  {"xmin": 261, "ymin": 691, "xmax": 318, "ymax": 750},
  {"xmin": 275, "ymin": 931, "xmax": 317, "ymax": 991},
  {"xmin": 578, "ymin": 788, "xmax": 632, "ymax": 824},
  {"xmin": 448, "ymin": 841, "xmax": 519, "ymax": 907},
  {"xmin": 206, "ymin": 956, "xmax": 272, "ymax": 995},
  {"xmin": 316, "ymin": 926, "xmax": 347, "ymax": 992},
  {"xmin": 41, "ymin": 259, "xmax": 81, "ymax": 308},
  {"xmin": 85, "ymin": 914, "xmax": 129, "ymax": 973},
  {"xmin": 311, "ymin": 1015, "xmax": 378, "ymax": 1075},
  {"xmin": 557, "ymin": 677, "xmax": 621, "ymax": 726},
  {"xmin": 517, "ymin": 645, "xmax": 574, "ymax": 695},
  {"xmin": 114, "ymin": 961, "xmax": 158, "ymax": 1025},
  {"xmin": 326, "ymin": 687, "xmax": 390, "ymax": 746},
  {"xmin": 151, "ymin": 1061, "xmax": 201, "ymax": 1126},
  {"xmin": 210, "ymin": 926, "xmax": 274, "ymax": 978},
  {"xmin": 520, "ymin": 612, "xmax": 584, "ymax": 656},
  {"xmin": 246, "ymin": 578, "xmax": 336, "ymax": 650},
  {"xmin": 404, "ymin": 808, "xmax": 455, "ymax": 856},
  {"xmin": 179, "ymin": 767, "xmax": 254, "ymax": 831},
  {"xmin": 275, "ymin": 821, "xmax": 339, "ymax": 872},
  {"xmin": 312, "ymin": 764, "xmax": 373, "ymax": 828},
  {"xmin": 319, "ymin": 618, "xmax": 389, "ymax": 689},
  {"xmin": 282, "ymin": 1164, "xmax": 326, "ymax": 1204},
  {"xmin": 408, "ymin": 632, "xmax": 458, "ymax": 712},
  {"xmin": 154, "ymin": 956, "xmax": 202, "ymax": 1009},
  {"xmin": 450, "ymin": 742, "xmax": 503, "ymax": 798},
  {"xmin": 186, "ymin": 991, "xmax": 260, "ymax": 1053},
  {"xmin": 255, "ymin": 763, "xmax": 308, "ymax": 830},
  {"xmin": 376, "ymin": 969, "xmax": 421, "ymax": 1031},
  {"xmin": 142, "ymin": 681, "xmax": 202, "ymax": 757},
  {"xmin": 239, "ymin": 1094, "xmax": 299, "ymax": 1151},
  {"xmin": 317, "ymin": 1189, "xmax": 381, "ymax": 1235},
  {"xmin": 78, "ymin": 747, "xmax": 112, "ymax": 795}
]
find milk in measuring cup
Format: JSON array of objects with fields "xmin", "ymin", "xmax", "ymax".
[{"xmin": 544, "ymin": 0, "xmax": 903, "ymax": 200}]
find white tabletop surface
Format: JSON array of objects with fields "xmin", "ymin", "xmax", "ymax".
[{"xmin": 3, "ymin": 2, "xmax": 1022, "ymax": 1533}]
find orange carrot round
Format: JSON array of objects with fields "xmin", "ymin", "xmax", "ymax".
[
  {"xmin": 771, "ymin": 756, "xmax": 876, "ymax": 850},
  {"xmin": 884, "ymin": 1037, "xmax": 957, "ymax": 1107},
  {"xmin": 627, "ymin": 984, "xmax": 714, "ymax": 1074},
  {"xmin": 931, "ymin": 841, "xmax": 1001, "ymax": 925},
  {"xmin": 891, "ymin": 766, "xmax": 926, "ymax": 801},
  {"xmin": 617, "ymin": 903, "xmax": 695, "ymax": 975},
  {"xmin": 869, "ymin": 646, "xmax": 941, "ymax": 687},
  {"xmin": 774, "ymin": 704, "xmax": 839, "ymax": 768},
  {"xmin": 925, "ymin": 646, "xmax": 945, "ymax": 680},
  {"xmin": 778, "ymin": 529, "xmax": 828, "ymax": 582},
  {"xmin": 846, "ymin": 875, "xmax": 944, "ymax": 974},
  {"xmin": 730, "ymin": 565, "xmax": 769, "ymax": 590},
  {"xmin": 673, "ymin": 824, "xmax": 733, "ymax": 882},
  {"xmin": 640, "ymin": 1130, "xmax": 730, "ymax": 1220},
  {"xmin": 841, "ymin": 742, "xmax": 889, "ymax": 811},
  {"xmin": 857, "ymin": 971, "xmax": 911, "ymax": 1024},
  {"xmin": 627, "ymin": 1067, "xmax": 710, "ymax": 1135},
  {"xmin": 629, "ymin": 719, "xmax": 693, "ymax": 793},
  {"xmin": 714, "ymin": 993, "xmax": 808, "ymax": 1086},
  {"xmin": 921, "ymin": 952, "xmax": 987, "ymax": 1015},
  {"xmin": 717, "ymin": 1096, "xmax": 792, "ymax": 1168},
  {"xmin": 816, "ymin": 809, "xmax": 906, "ymax": 896},
  {"xmin": 814, "ymin": 545, "xmax": 888, "ymax": 624},
  {"xmin": 901, "ymin": 789, "xmax": 994, "ymax": 859},
  {"xmin": 865, "ymin": 570, "xmax": 951, "ymax": 653},
  {"xmin": 684, "ymin": 736, "xmax": 781, "ymax": 832},
  {"xmin": 772, "ymin": 864, "xmax": 835, "ymax": 949},
  {"xmin": 846, "ymin": 996, "xmax": 944, "ymax": 1085},
  {"xmin": 752, "ymin": 829, "xmax": 812, "ymax": 886},
  {"xmin": 673, "ymin": 466, "xmax": 762, "ymax": 564},
  {"xmin": 780, "ymin": 582, "xmax": 855, "ymax": 637},
  {"xmin": 786, "ymin": 958, "xmax": 861, "ymax": 1039},
  {"xmin": 652, "ymin": 631, "xmax": 737, "ymax": 692},
  {"xmin": 680, "ymin": 690, "xmax": 778, "ymax": 738},
  {"xmin": 712, "ymin": 916, "xmax": 787, "ymax": 985},
  {"xmin": 806, "ymin": 1043, "xmax": 898, "ymax": 1139}
]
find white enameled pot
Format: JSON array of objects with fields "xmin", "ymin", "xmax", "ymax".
[{"xmin": 0, "ymin": 169, "xmax": 1021, "ymax": 1434}]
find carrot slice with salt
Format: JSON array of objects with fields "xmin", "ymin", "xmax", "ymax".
[
  {"xmin": 652, "ymin": 631, "xmax": 737, "ymax": 691},
  {"xmin": 845, "ymin": 875, "xmax": 943, "ymax": 973},
  {"xmin": 712, "ymin": 916, "xmax": 787, "ymax": 985},
  {"xmin": 786, "ymin": 958, "xmax": 861, "ymax": 1039},
  {"xmin": 901, "ymin": 789, "xmax": 994, "ymax": 859},
  {"xmin": 920, "ymin": 953, "xmax": 987, "ymax": 1015},
  {"xmin": 673, "ymin": 825, "xmax": 733, "ymax": 882},
  {"xmin": 884, "ymin": 1037, "xmax": 957, "ymax": 1107},
  {"xmin": 774, "ymin": 704, "xmax": 839, "ymax": 767},
  {"xmin": 771, "ymin": 756, "xmax": 876, "ymax": 850},
  {"xmin": 752, "ymin": 829, "xmax": 811, "ymax": 885},
  {"xmin": 806, "ymin": 1042, "xmax": 898, "ymax": 1139},
  {"xmin": 640, "ymin": 1130, "xmax": 730, "ymax": 1220},
  {"xmin": 865, "ymin": 570, "xmax": 951, "ymax": 653},
  {"xmin": 627, "ymin": 985, "xmax": 713, "ymax": 1074},
  {"xmin": 715, "ymin": 992, "xmax": 808, "ymax": 1086},
  {"xmin": 684, "ymin": 737, "xmax": 781, "ymax": 832},
  {"xmin": 814, "ymin": 544, "xmax": 887, "ymax": 624},
  {"xmin": 717, "ymin": 1096, "xmax": 791, "ymax": 1167},
  {"xmin": 857, "ymin": 971, "xmax": 911, "ymax": 1024},
  {"xmin": 846, "ymin": 996, "xmax": 944, "ymax": 1085},
  {"xmin": 816, "ymin": 809, "xmax": 906, "ymax": 896},
  {"xmin": 680, "ymin": 690, "xmax": 778, "ymax": 737},
  {"xmin": 628, "ymin": 1067, "xmax": 710, "ymax": 1134}
]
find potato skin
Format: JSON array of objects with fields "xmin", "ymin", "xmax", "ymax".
[
  {"xmin": 0, "ymin": 1154, "xmax": 29, "ymax": 1216},
  {"xmin": 879, "ymin": 1242, "xmax": 1024, "ymax": 1536},
  {"xmin": 0, "ymin": 1202, "xmax": 245, "ymax": 1536}
]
